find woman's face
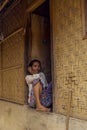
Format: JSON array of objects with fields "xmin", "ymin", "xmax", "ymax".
[{"xmin": 31, "ymin": 62, "xmax": 40, "ymax": 74}]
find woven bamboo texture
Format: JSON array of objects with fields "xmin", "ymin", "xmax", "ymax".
[
  {"xmin": 2, "ymin": 67, "xmax": 25, "ymax": 103},
  {"xmin": 0, "ymin": 0, "xmax": 28, "ymax": 104},
  {"xmin": 0, "ymin": 30, "xmax": 25, "ymax": 104},
  {"xmin": 2, "ymin": 31, "xmax": 24, "ymax": 68},
  {"xmin": 53, "ymin": 0, "xmax": 87, "ymax": 119}
]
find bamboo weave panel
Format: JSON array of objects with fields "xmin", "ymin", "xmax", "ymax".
[
  {"xmin": 53, "ymin": 0, "xmax": 87, "ymax": 119},
  {"xmin": 2, "ymin": 31, "xmax": 24, "ymax": 68},
  {"xmin": 2, "ymin": 67, "xmax": 25, "ymax": 103},
  {"xmin": 0, "ymin": 30, "xmax": 25, "ymax": 104}
]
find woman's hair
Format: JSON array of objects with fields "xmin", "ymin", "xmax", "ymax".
[
  {"xmin": 28, "ymin": 59, "xmax": 41, "ymax": 67},
  {"xmin": 27, "ymin": 59, "xmax": 42, "ymax": 75}
]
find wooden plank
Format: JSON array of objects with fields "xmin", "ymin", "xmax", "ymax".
[
  {"xmin": 0, "ymin": 27, "xmax": 23, "ymax": 44},
  {"xmin": 0, "ymin": 64, "xmax": 22, "ymax": 72},
  {"xmin": 50, "ymin": 0, "xmax": 56, "ymax": 111},
  {"xmin": 66, "ymin": 91, "xmax": 72, "ymax": 130},
  {"xmin": 0, "ymin": 45, "xmax": 2, "ymax": 97},
  {"xmin": 1, "ymin": 0, "xmax": 21, "ymax": 18},
  {"xmin": 26, "ymin": 0, "xmax": 46, "ymax": 12},
  {"xmin": 0, "ymin": 0, "xmax": 9, "ymax": 11},
  {"xmin": 81, "ymin": 0, "xmax": 87, "ymax": 39}
]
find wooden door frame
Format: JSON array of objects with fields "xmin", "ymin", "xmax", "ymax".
[
  {"xmin": 81, "ymin": 0, "xmax": 87, "ymax": 39},
  {"xmin": 25, "ymin": 0, "xmax": 55, "ymax": 109},
  {"xmin": 26, "ymin": 0, "xmax": 46, "ymax": 13},
  {"xmin": 50, "ymin": 0, "xmax": 55, "ymax": 111}
]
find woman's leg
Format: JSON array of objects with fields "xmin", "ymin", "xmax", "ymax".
[
  {"xmin": 33, "ymin": 81, "xmax": 50, "ymax": 112},
  {"xmin": 40, "ymin": 81, "xmax": 52, "ymax": 109}
]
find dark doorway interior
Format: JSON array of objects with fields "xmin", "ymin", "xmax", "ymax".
[{"xmin": 26, "ymin": 0, "xmax": 51, "ymax": 83}]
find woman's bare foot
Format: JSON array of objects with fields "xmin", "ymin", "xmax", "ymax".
[{"xmin": 36, "ymin": 105, "xmax": 50, "ymax": 112}]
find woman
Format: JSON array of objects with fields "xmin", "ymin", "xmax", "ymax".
[{"xmin": 25, "ymin": 59, "xmax": 52, "ymax": 112}]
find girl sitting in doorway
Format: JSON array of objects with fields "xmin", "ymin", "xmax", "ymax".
[{"xmin": 25, "ymin": 59, "xmax": 52, "ymax": 112}]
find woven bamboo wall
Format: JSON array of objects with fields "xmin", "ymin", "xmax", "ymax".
[
  {"xmin": 2, "ymin": 33, "xmax": 24, "ymax": 68},
  {"xmin": 0, "ymin": 30, "xmax": 25, "ymax": 104},
  {"xmin": 2, "ymin": 66, "xmax": 25, "ymax": 103},
  {"xmin": 0, "ymin": 0, "xmax": 28, "ymax": 104},
  {"xmin": 53, "ymin": 0, "xmax": 87, "ymax": 119},
  {"xmin": 0, "ymin": 0, "xmax": 36, "ymax": 104}
]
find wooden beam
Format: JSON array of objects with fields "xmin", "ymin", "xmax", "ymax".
[
  {"xmin": 0, "ymin": 27, "xmax": 23, "ymax": 44},
  {"xmin": 66, "ymin": 91, "xmax": 72, "ymax": 130},
  {"xmin": 26, "ymin": 0, "xmax": 46, "ymax": 12},
  {"xmin": 0, "ymin": 0, "xmax": 21, "ymax": 18},
  {"xmin": 0, "ymin": 0, "xmax": 9, "ymax": 12},
  {"xmin": 0, "ymin": 64, "xmax": 22, "ymax": 72},
  {"xmin": 81, "ymin": 0, "xmax": 87, "ymax": 39},
  {"xmin": 50, "ymin": 0, "xmax": 56, "ymax": 112}
]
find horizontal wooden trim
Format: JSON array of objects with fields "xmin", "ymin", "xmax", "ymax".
[
  {"xmin": 0, "ymin": 0, "xmax": 9, "ymax": 12},
  {"xmin": 26, "ymin": 0, "xmax": 46, "ymax": 12},
  {"xmin": 0, "ymin": 64, "xmax": 23, "ymax": 72},
  {"xmin": 0, "ymin": 27, "xmax": 24, "ymax": 44},
  {"xmin": 0, "ymin": 98, "xmax": 25, "ymax": 105},
  {"xmin": 0, "ymin": 0, "xmax": 21, "ymax": 18}
]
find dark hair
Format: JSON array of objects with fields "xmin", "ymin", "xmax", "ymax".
[
  {"xmin": 28, "ymin": 59, "xmax": 41, "ymax": 67},
  {"xmin": 27, "ymin": 59, "xmax": 42, "ymax": 75}
]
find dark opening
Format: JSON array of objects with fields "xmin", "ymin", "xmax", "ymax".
[
  {"xmin": 25, "ymin": 0, "xmax": 52, "ymax": 110},
  {"xmin": 25, "ymin": 0, "xmax": 51, "ymax": 83},
  {"xmin": 33, "ymin": 0, "xmax": 49, "ymax": 18}
]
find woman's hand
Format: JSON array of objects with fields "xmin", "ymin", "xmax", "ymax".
[{"xmin": 28, "ymin": 67, "xmax": 33, "ymax": 74}]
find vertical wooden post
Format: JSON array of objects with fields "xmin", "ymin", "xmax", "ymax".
[{"xmin": 66, "ymin": 91, "xmax": 72, "ymax": 130}]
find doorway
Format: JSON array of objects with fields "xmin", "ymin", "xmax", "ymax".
[{"xmin": 26, "ymin": 0, "xmax": 52, "ymax": 83}]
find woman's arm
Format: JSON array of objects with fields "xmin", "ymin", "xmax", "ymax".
[
  {"xmin": 39, "ymin": 72, "xmax": 48, "ymax": 87},
  {"xmin": 25, "ymin": 74, "xmax": 40, "ymax": 85}
]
